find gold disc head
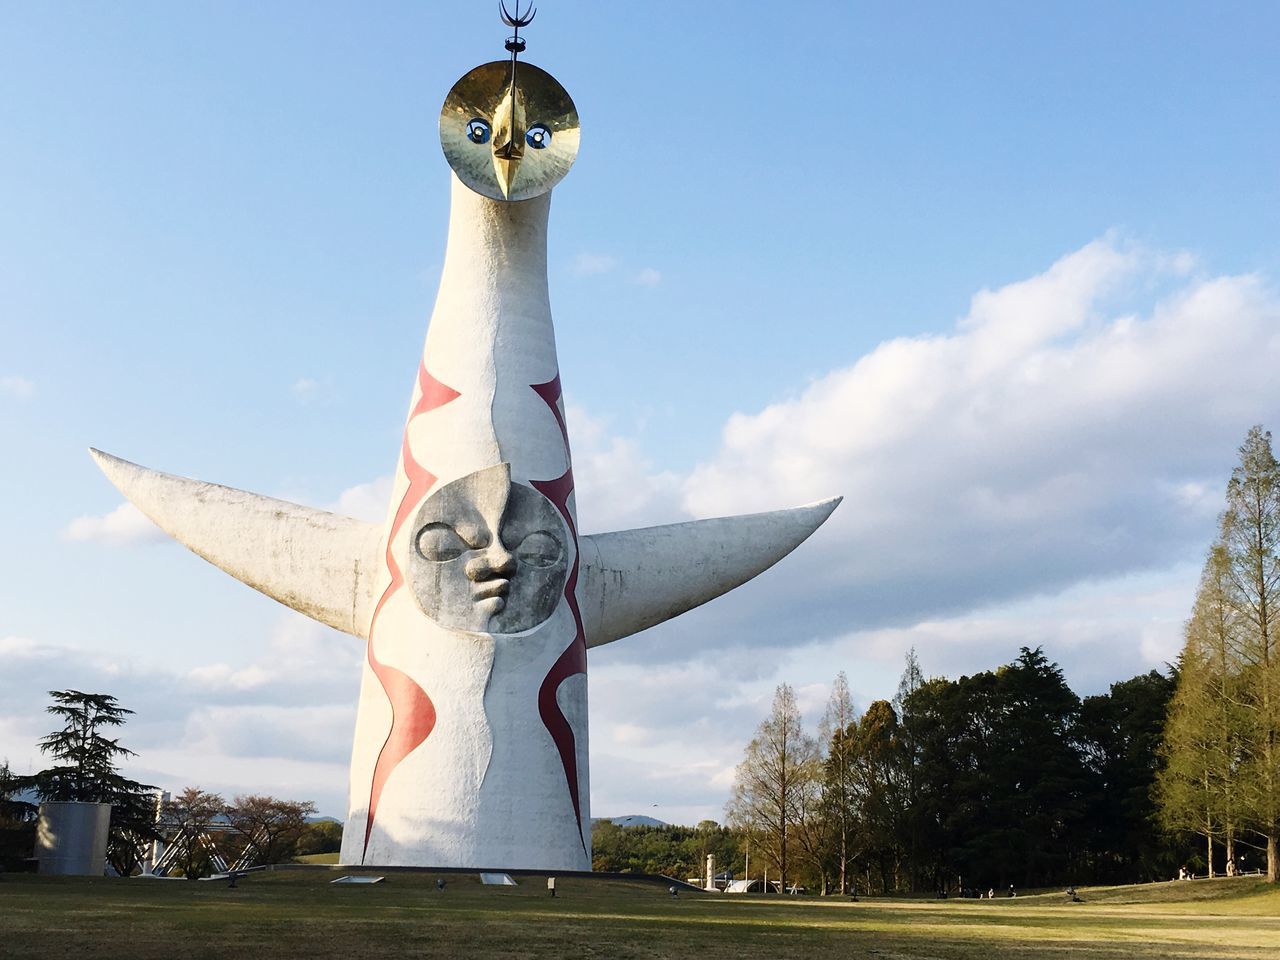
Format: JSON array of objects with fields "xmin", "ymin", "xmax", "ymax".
[{"xmin": 440, "ymin": 60, "xmax": 580, "ymax": 202}]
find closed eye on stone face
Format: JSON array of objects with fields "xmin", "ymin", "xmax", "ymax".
[
  {"xmin": 514, "ymin": 530, "xmax": 561, "ymax": 568},
  {"xmin": 417, "ymin": 523, "xmax": 468, "ymax": 562}
]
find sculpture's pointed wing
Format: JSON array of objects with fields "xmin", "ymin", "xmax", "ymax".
[
  {"xmin": 577, "ymin": 498, "xmax": 841, "ymax": 648},
  {"xmin": 89, "ymin": 449, "xmax": 382, "ymax": 638}
]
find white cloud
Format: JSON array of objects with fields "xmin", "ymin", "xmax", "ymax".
[
  {"xmin": 0, "ymin": 636, "xmax": 58, "ymax": 661},
  {"xmin": 291, "ymin": 377, "xmax": 320, "ymax": 402},
  {"xmin": 1, "ymin": 376, "xmax": 34, "ymax": 400},
  {"xmin": 633, "ymin": 267, "xmax": 662, "ymax": 287},
  {"xmin": 330, "ymin": 475, "xmax": 393, "ymax": 522},
  {"xmin": 681, "ymin": 238, "xmax": 1280, "ymax": 635},
  {"xmin": 565, "ymin": 404, "xmax": 685, "ymax": 532},
  {"xmin": 571, "ymin": 252, "xmax": 617, "ymax": 276},
  {"xmin": 63, "ymin": 502, "xmax": 166, "ymax": 544}
]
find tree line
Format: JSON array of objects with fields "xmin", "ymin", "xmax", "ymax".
[
  {"xmin": 725, "ymin": 650, "xmax": 1179, "ymax": 895},
  {"xmin": 590, "ymin": 819, "xmax": 739, "ymax": 878}
]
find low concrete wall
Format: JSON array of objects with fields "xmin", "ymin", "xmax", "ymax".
[
  {"xmin": 269, "ymin": 862, "xmax": 704, "ymax": 891},
  {"xmin": 35, "ymin": 801, "xmax": 112, "ymax": 876}
]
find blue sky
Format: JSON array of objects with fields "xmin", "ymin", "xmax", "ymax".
[{"xmin": 3, "ymin": 2, "xmax": 1279, "ymax": 823}]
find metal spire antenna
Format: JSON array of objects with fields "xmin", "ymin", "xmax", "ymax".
[{"xmin": 501, "ymin": 0, "xmax": 536, "ymax": 74}]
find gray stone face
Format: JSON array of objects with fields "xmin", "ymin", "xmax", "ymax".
[{"xmin": 408, "ymin": 463, "xmax": 568, "ymax": 634}]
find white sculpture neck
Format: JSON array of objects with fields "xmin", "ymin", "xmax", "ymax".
[{"xmin": 417, "ymin": 176, "xmax": 567, "ymax": 489}]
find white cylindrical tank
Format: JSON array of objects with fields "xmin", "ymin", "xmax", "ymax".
[{"xmin": 35, "ymin": 801, "xmax": 112, "ymax": 876}]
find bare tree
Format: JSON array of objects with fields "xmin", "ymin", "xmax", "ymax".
[
  {"xmin": 726, "ymin": 683, "xmax": 819, "ymax": 890},
  {"xmin": 822, "ymin": 671, "xmax": 857, "ymax": 894}
]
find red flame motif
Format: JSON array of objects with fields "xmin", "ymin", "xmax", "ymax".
[
  {"xmin": 530, "ymin": 374, "xmax": 588, "ymax": 851},
  {"xmin": 363, "ymin": 362, "xmax": 460, "ymax": 856}
]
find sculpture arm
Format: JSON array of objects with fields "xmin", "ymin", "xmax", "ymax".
[
  {"xmin": 577, "ymin": 498, "xmax": 841, "ymax": 648},
  {"xmin": 89, "ymin": 449, "xmax": 382, "ymax": 638}
]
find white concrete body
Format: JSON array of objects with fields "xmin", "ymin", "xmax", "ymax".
[
  {"xmin": 92, "ymin": 176, "xmax": 840, "ymax": 871},
  {"xmin": 343, "ymin": 180, "xmax": 591, "ymax": 868}
]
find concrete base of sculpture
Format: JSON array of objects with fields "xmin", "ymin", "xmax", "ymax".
[{"xmin": 35, "ymin": 801, "xmax": 112, "ymax": 876}]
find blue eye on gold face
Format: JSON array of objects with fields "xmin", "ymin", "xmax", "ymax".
[
  {"xmin": 466, "ymin": 118, "xmax": 491, "ymax": 144},
  {"xmin": 525, "ymin": 124, "xmax": 551, "ymax": 149}
]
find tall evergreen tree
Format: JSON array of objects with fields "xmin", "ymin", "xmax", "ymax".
[
  {"xmin": 1219, "ymin": 426, "xmax": 1280, "ymax": 880},
  {"xmin": 1080, "ymin": 670, "xmax": 1177, "ymax": 881},
  {"xmin": 898, "ymin": 649, "xmax": 1088, "ymax": 889},
  {"xmin": 23, "ymin": 690, "xmax": 159, "ymax": 875},
  {"xmin": 1158, "ymin": 642, "xmax": 1225, "ymax": 874},
  {"xmin": 897, "ymin": 674, "xmax": 959, "ymax": 892},
  {"xmin": 849, "ymin": 699, "xmax": 907, "ymax": 891},
  {"xmin": 34, "ymin": 690, "xmax": 139, "ymax": 803}
]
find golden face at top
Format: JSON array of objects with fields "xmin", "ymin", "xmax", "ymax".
[{"xmin": 440, "ymin": 60, "xmax": 580, "ymax": 202}]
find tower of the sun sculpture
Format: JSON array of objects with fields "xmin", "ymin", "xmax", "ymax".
[{"xmin": 91, "ymin": 7, "xmax": 840, "ymax": 870}]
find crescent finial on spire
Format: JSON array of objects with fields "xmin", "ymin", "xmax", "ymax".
[{"xmin": 500, "ymin": 0, "xmax": 536, "ymax": 55}]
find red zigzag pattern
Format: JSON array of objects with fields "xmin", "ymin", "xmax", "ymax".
[
  {"xmin": 530, "ymin": 374, "xmax": 589, "ymax": 852},
  {"xmin": 362, "ymin": 363, "xmax": 460, "ymax": 857}
]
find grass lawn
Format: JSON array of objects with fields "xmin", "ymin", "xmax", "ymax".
[{"xmin": 1, "ymin": 869, "xmax": 1277, "ymax": 959}]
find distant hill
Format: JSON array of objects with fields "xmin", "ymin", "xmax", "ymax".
[{"xmin": 594, "ymin": 815, "xmax": 668, "ymax": 828}]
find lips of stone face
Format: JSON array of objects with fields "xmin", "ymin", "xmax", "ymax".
[{"xmin": 408, "ymin": 463, "xmax": 569, "ymax": 634}]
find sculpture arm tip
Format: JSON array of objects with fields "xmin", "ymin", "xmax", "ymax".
[
  {"xmin": 84, "ymin": 447, "xmax": 382, "ymax": 638},
  {"xmin": 579, "ymin": 495, "xmax": 843, "ymax": 649}
]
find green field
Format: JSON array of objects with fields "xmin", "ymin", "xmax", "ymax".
[{"xmin": 2, "ymin": 869, "xmax": 1277, "ymax": 959}]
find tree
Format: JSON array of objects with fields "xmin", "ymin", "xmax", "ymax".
[
  {"xmin": 1157, "ymin": 545, "xmax": 1245, "ymax": 877},
  {"xmin": 791, "ymin": 751, "xmax": 833, "ymax": 894},
  {"xmin": 1080, "ymin": 670, "xmax": 1178, "ymax": 882},
  {"xmin": 897, "ymin": 674, "xmax": 959, "ymax": 892},
  {"xmin": 33, "ymin": 690, "xmax": 141, "ymax": 802},
  {"xmin": 296, "ymin": 818, "xmax": 344, "ymax": 857},
  {"xmin": 1219, "ymin": 426, "xmax": 1280, "ymax": 880},
  {"xmin": 0, "ymin": 759, "xmax": 36, "ymax": 823},
  {"xmin": 894, "ymin": 648, "xmax": 1088, "ymax": 891},
  {"xmin": 726, "ymin": 683, "xmax": 819, "ymax": 890},
  {"xmin": 22, "ymin": 690, "xmax": 158, "ymax": 875},
  {"xmin": 161, "ymin": 788, "xmax": 226, "ymax": 879},
  {"xmin": 821, "ymin": 671, "xmax": 857, "ymax": 893},
  {"xmin": 589, "ymin": 820, "xmax": 739, "ymax": 878},
  {"xmin": 892, "ymin": 649, "xmax": 930, "ymax": 891},
  {"xmin": 225, "ymin": 795, "xmax": 317, "ymax": 865},
  {"xmin": 107, "ymin": 789, "xmax": 163, "ymax": 878},
  {"xmin": 1158, "ymin": 644, "xmax": 1225, "ymax": 875},
  {"xmin": 0, "ymin": 759, "xmax": 38, "ymax": 870},
  {"xmin": 849, "ymin": 700, "xmax": 908, "ymax": 892}
]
